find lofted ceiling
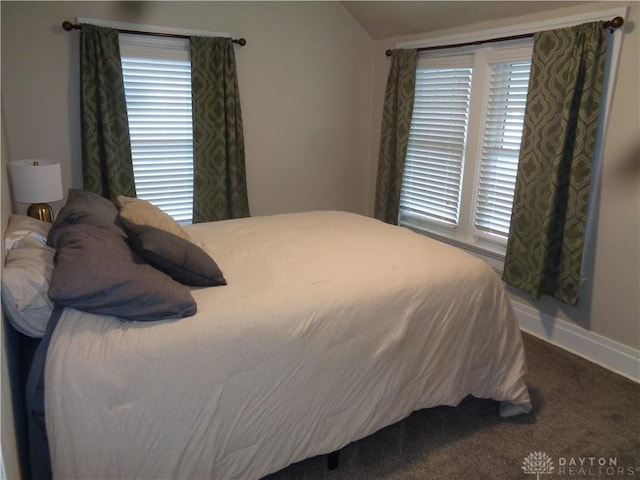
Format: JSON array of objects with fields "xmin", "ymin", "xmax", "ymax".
[{"xmin": 341, "ymin": 1, "xmax": 593, "ymax": 39}]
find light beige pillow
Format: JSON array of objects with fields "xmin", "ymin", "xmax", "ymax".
[{"xmin": 116, "ymin": 196, "xmax": 190, "ymax": 241}]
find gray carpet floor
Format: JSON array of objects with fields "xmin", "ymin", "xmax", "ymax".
[{"xmin": 265, "ymin": 333, "xmax": 640, "ymax": 479}]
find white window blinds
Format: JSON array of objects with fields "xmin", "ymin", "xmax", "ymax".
[
  {"xmin": 474, "ymin": 60, "xmax": 531, "ymax": 240},
  {"xmin": 120, "ymin": 34, "xmax": 194, "ymax": 224},
  {"xmin": 400, "ymin": 64, "xmax": 473, "ymax": 226}
]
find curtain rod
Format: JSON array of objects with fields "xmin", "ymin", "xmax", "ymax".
[
  {"xmin": 385, "ymin": 16, "xmax": 624, "ymax": 57},
  {"xmin": 62, "ymin": 21, "xmax": 247, "ymax": 46}
]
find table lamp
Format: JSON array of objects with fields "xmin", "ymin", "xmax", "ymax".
[{"xmin": 8, "ymin": 159, "xmax": 64, "ymax": 223}]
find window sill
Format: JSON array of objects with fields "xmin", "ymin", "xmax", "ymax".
[{"xmin": 400, "ymin": 221, "xmax": 506, "ymax": 274}]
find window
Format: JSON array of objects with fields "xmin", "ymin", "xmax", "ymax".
[
  {"xmin": 400, "ymin": 55, "xmax": 473, "ymax": 228},
  {"xmin": 120, "ymin": 34, "xmax": 194, "ymax": 224},
  {"xmin": 475, "ymin": 59, "xmax": 530, "ymax": 240},
  {"xmin": 399, "ymin": 42, "xmax": 533, "ymax": 259}
]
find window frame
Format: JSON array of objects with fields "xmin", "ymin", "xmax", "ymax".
[
  {"xmin": 400, "ymin": 52, "xmax": 475, "ymax": 230},
  {"xmin": 119, "ymin": 33, "xmax": 196, "ymax": 224},
  {"xmin": 469, "ymin": 46, "xmax": 532, "ymax": 245},
  {"xmin": 399, "ymin": 41, "xmax": 533, "ymax": 263}
]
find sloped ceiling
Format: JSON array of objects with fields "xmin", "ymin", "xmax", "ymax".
[{"xmin": 341, "ymin": 1, "xmax": 592, "ymax": 39}]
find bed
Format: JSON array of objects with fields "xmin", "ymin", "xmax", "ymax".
[{"xmin": 2, "ymin": 190, "xmax": 531, "ymax": 480}]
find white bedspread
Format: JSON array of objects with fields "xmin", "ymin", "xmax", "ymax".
[{"xmin": 45, "ymin": 211, "xmax": 531, "ymax": 479}]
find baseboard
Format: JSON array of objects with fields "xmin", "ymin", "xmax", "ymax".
[{"xmin": 512, "ymin": 301, "xmax": 640, "ymax": 383}]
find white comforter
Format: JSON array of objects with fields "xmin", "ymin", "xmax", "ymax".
[{"xmin": 45, "ymin": 211, "xmax": 531, "ymax": 479}]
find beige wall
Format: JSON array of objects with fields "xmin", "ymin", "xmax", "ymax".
[
  {"xmin": 0, "ymin": 1, "xmax": 374, "ymax": 217},
  {"xmin": 1, "ymin": 107, "xmax": 21, "ymax": 479},
  {"xmin": 370, "ymin": 2, "xmax": 640, "ymax": 351}
]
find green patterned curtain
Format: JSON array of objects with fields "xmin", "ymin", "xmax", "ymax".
[
  {"xmin": 80, "ymin": 24, "xmax": 135, "ymax": 200},
  {"xmin": 190, "ymin": 36, "xmax": 249, "ymax": 223},
  {"xmin": 374, "ymin": 49, "xmax": 417, "ymax": 224},
  {"xmin": 503, "ymin": 22, "xmax": 607, "ymax": 305}
]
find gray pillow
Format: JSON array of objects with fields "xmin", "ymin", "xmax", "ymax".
[
  {"xmin": 48, "ymin": 189, "xmax": 125, "ymax": 246},
  {"xmin": 121, "ymin": 219, "xmax": 226, "ymax": 287},
  {"xmin": 48, "ymin": 224, "xmax": 196, "ymax": 321}
]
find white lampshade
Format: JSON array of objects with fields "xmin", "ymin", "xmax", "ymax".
[{"xmin": 8, "ymin": 159, "xmax": 64, "ymax": 204}]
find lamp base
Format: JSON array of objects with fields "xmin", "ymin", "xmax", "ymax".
[{"xmin": 27, "ymin": 203, "xmax": 54, "ymax": 223}]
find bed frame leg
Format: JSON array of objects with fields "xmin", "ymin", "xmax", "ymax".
[{"xmin": 327, "ymin": 450, "xmax": 340, "ymax": 470}]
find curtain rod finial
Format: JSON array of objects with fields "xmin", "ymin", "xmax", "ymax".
[
  {"xmin": 385, "ymin": 49, "xmax": 392, "ymax": 57},
  {"xmin": 608, "ymin": 16, "xmax": 624, "ymax": 29},
  {"xmin": 62, "ymin": 21, "xmax": 77, "ymax": 31}
]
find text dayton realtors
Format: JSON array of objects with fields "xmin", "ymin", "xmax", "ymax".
[{"xmin": 557, "ymin": 457, "xmax": 636, "ymax": 477}]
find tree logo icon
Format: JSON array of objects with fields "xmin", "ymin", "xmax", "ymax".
[{"xmin": 522, "ymin": 452, "xmax": 555, "ymax": 480}]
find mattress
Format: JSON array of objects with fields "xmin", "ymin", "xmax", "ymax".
[{"xmin": 44, "ymin": 211, "xmax": 531, "ymax": 479}]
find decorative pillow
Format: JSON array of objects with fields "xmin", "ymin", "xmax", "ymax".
[
  {"xmin": 48, "ymin": 189, "xmax": 125, "ymax": 246},
  {"xmin": 116, "ymin": 196, "xmax": 191, "ymax": 241},
  {"xmin": 48, "ymin": 224, "xmax": 197, "ymax": 321},
  {"xmin": 1, "ymin": 246, "xmax": 55, "ymax": 338},
  {"xmin": 4, "ymin": 214, "xmax": 51, "ymax": 253},
  {"xmin": 122, "ymin": 219, "xmax": 226, "ymax": 287}
]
